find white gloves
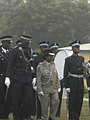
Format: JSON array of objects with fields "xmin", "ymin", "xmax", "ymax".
[
  {"xmin": 33, "ymin": 86, "xmax": 37, "ymax": 91},
  {"xmin": 32, "ymin": 78, "xmax": 36, "ymax": 86},
  {"xmin": 32, "ymin": 78, "xmax": 37, "ymax": 91},
  {"xmin": 31, "ymin": 66, "xmax": 34, "ymax": 71},
  {"xmin": 38, "ymin": 91, "xmax": 44, "ymax": 96},
  {"xmin": 5, "ymin": 77, "xmax": 10, "ymax": 88},
  {"xmin": 66, "ymin": 88, "xmax": 70, "ymax": 93},
  {"xmin": 87, "ymin": 87, "xmax": 90, "ymax": 91},
  {"xmin": 58, "ymin": 88, "xmax": 61, "ymax": 92}
]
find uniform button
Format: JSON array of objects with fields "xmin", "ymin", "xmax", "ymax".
[
  {"xmin": 0, "ymin": 74, "xmax": 3, "ymax": 76},
  {"xmin": 20, "ymin": 56, "xmax": 22, "ymax": 58}
]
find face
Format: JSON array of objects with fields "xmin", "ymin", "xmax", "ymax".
[
  {"xmin": 2, "ymin": 41, "xmax": 11, "ymax": 49},
  {"xmin": 72, "ymin": 46, "xmax": 80, "ymax": 54},
  {"xmin": 21, "ymin": 39, "xmax": 30, "ymax": 48},
  {"xmin": 52, "ymin": 48, "xmax": 58, "ymax": 54},
  {"xmin": 40, "ymin": 46, "xmax": 48, "ymax": 53},
  {"xmin": 46, "ymin": 55, "xmax": 54, "ymax": 62}
]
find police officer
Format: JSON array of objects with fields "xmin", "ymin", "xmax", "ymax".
[
  {"xmin": 49, "ymin": 43, "xmax": 59, "ymax": 55},
  {"xmin": 0, "ymin": 35, "xmax": 12, "ymax": 119},
  {"xmin": 5, "ymin": 34, "xmax": 33, "ymax": 120},
  {"xmin": 49, "ymin": 43, "xmax": 63, "ymax": 117},
  {"xmin": 34, "ymin": 41, "xmax": 49, "ymax": 69},
  {"xmin": 36, "ymin": 49, "xmax": 60, "ymax": 120},
  {"xmin": 33, "ymin": 41, "xmax": 49, "ymax": 119},
  {"xmin": 86, "ymin": 70, "xmax": 90, "ymax": 112},
  {"xmin": 64, "ymin": 40, "xmax": 84, "ymax": 120}
]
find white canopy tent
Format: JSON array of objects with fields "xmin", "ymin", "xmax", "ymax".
[{"xmin": 59, "ymin": 43, "xmax": 90, "ymax": 50}]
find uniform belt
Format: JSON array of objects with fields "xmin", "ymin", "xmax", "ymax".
[{"xmin": 69, "ymin": 72, "xmax": 83, "ymax": 78}]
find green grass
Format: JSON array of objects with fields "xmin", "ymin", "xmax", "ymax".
[
  {"xmin": 56, "ymin": 98, "xmax": 90, "ymax": 120},
  {"xmin": 8, "ymin": 97, "xmax": 90, "ymax": 120}
]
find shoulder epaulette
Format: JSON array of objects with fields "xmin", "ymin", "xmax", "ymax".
[{"xmin": 38, "ymin": 62, "xmax": 43, "ymax": 67}]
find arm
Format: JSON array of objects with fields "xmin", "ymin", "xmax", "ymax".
[
  {"xmin": 36, "ymin": 65, "xmax": 43, "ymax": 93},
  {"xmin": 6, "ymin": 49, "xmax": 17, "ymax": 78},
  {"xmin": 63, "ymin": 58, "xmax": 70, "ymax": 88}
]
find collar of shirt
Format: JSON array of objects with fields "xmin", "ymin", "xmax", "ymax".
[
  {"xmin": 43, "ymin": 60, "xmax": 52, "ymax": 66},
  {"xmin": 1, "ymin": 47, "xmax": 8, "ymax": 53}
]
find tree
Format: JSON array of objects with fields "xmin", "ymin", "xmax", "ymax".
[{"xmin": 0, "ymin": 0, "xmax": 90, "ymax": 48}]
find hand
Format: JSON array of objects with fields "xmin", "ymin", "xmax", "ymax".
[
  {"xmin": 33, "ymin": 86, "xmax": 37, "ymax": 91},
  {"xmin": 31, "ymin": 66, "xmax": 34, "ymax": 71},
  {"xmin": 5, "ymin": 77, "xmax": 10, "ymax": 88},
  {"xmin": 87, "ymin": 87, "xmax": 90, "ymax": 91},
  {"xmin": 58, "ymin": 88, "xmax": 61, "ymax": 92},
  {"xmin": 38, "ymin": 91, "xmax": 44, "ymax": 96},
  {"xmin": 66, "ymin": 88, "xmax": 70, "ymax": 93},
  {"xmin": 32, "ymin": 78, "xmax": 36, "ymax": 87}
]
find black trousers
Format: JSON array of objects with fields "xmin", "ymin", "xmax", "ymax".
[
  {"xmin": 36, "ymin": 94, "xmax": 42, "ymax": 119},
  {"xmin": 56, "ymin": 80, "xmax": 63, "ymax": 117},
  {"xmin": 30, "ymin": 90, "xmax": 36, "ymax": 116},
  {"xmin": 88, "ymin": 91, "xmax": 90, "ymax": 110},
  {"xmin": 11, "ymin": 79, "xmax": 33, "ymax": 120},
  {"xmin": 0, "ymin": 84, "xmax": 7, "ymax": 118},
  {"xmin": 69, "ymin": 88, "xmax": 84, "ymax": 120},
  {"xmin": 86, "ymin": 77, "xmax": 90, "ymax": 110}
]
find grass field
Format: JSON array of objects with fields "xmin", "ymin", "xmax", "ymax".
[
  {"xmin": 8, "ymin": 97, "xmax": 90, "ymax": 120},
  {"xmin": 57, "ymin": 98, "xmax": 90, "ymax": 120}
]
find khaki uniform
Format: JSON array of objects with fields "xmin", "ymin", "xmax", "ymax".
[{"xmin": 37, "ymin": 60, "xmax": 60, "ymax": 120}]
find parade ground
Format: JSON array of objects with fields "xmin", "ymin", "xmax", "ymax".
[
  {"xmin": 56, "ymin": 98, "xmax": 90, "ymax": 120},
  {"xmin": 6, "ymin": 97, "xmax": 90, "ymax": 120}
]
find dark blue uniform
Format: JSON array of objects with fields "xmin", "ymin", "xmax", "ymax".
[
  {"xmin": 64, "ymin": 54, "xmax": 84, "ymax": 120},
  {"xmin": 0, "ymin": 47, "xmax": 12, "ymax": 118},
  {"xmin": 86, "ymin": 76, "xmax": 90, "ymax": 110},
  {"xmin": 6, "ymin": 46, "xmax": 33, "ymax": 120}
]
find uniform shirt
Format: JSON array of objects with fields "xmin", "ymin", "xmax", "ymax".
[
  {"xmin": 6, "ymin": 46, "xmax": 32, "ymax": 79},
  {"xmin": 37, "ymin": 60, "xmax": 60, "ymax": 94},
  {"xmin": 0, "ymin": 47, "xmax": 11, "ymax": 84},
  {"xmin": 64, "ymin": 54, "xmax": 84, "ymax": 88}
]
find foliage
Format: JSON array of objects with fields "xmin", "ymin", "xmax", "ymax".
[{"xmin": 0, "ymin": 0, "xmax": 90, "ymax": 49}]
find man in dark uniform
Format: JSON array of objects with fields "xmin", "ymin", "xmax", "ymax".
[
  {"xmin": 33, "ymin": 41, "xmax": 49, "ymax": 119},
  {"xmin": 49, "ymin": 43, "xmax": 63, "ymax": 117},
  {"xmin": 63, "ymin": 40, "xmax": 84, "ymax": 120},
  {"xmin": 0, "ymin": 35, "xmax": 12, "ymax": 119},
  {"xmin": 49, "ymin": 43, "xmax": 59, "ymax": 55},
  {"xmin": 86, "ymin": 77, "xmax": 90, "ymax": 112},
  {"xmin": 85, "ymin": 62, "xmax": 90, "ymax": 112},
  {"xmin": 5, "ymin": 34, "xmax": 33, "ymax": 120},
  {"xmin": 34, "ymin": 41, "xmax": 49, "ymax": 69}
]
